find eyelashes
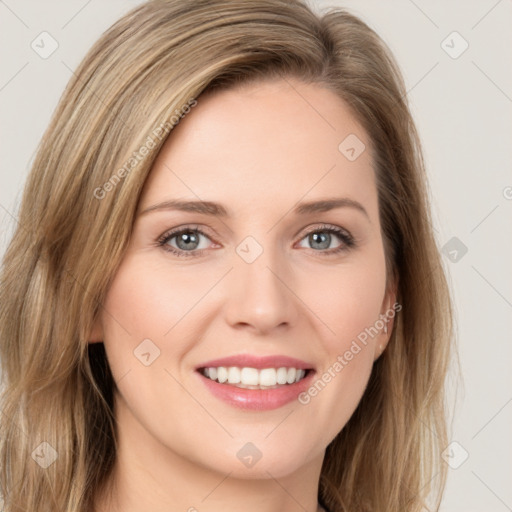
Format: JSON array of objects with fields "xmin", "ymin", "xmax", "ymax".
[
  {"xmin": 156, "ymin": 223, "xmax": 356, "ymax": 258},
  {"xmin": 156, "ymin": 224, "xmax": 214, "ymax": 257},
  {"xmin": 295, "ymin": 224, "xmax": 356, "ymax": 254}
]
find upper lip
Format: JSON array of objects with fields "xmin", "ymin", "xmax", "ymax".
[{"xmin": 196, "ymin": 354, "xmax": 315, "ymax": 371}]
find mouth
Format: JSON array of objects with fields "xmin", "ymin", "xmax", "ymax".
[
  {"xmin": 196, "ymin": 366, "xmax": 314, "ymax": 390},
  {"xmin": 195, "ymin": 364, "xmax": 317, "ymax": 411},
  {"xmin": 193, "ymin": 354, "xmax": 316, "ymax": 410}
]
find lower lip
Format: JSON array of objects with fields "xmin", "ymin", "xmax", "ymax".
[{"xmin": 196, "ymin": 370, "xmax": 316, "ymax": 411}]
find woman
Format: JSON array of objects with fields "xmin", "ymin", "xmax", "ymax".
[{"xmin": 0, "ymin": 1, "xmax": 454, "ymax": 511}]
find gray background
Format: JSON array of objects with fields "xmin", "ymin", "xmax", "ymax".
[{"xmin": 1, "ymin": 1, "xmax": 511, "ymax": 510}]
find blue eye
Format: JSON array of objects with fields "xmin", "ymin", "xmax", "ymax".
[
  {"xmin": 157, "ymin": 224, "xmax": 355, "ymax": 258},
  {"xmin": 297, "ymin": 224, "xmax": 355, "ymax": 254},
  {"xmin": 157, "ymin": 226, "xmax": 213, "ymax": 257}
]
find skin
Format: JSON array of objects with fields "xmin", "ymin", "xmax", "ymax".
[{"xmin": 91, "ymin": 77, "xmax": 396, "ymax": 512}]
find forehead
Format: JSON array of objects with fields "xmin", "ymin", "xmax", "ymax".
[{"xmin": 139, "ymin": 78, "xmax": 378, "ymax": 221}]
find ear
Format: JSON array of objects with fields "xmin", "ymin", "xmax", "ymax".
[
  {"xmin": 88, "ymin": 313, "xmax": 104, "ymax": 344},
  {"xmin": 374, "ymin": 276, "xmax": 398, "ymax": 361}
]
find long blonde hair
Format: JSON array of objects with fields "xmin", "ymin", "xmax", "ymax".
[{"xmin": 0, "ymin": 1, "xmax": 455, "ymax": 511}]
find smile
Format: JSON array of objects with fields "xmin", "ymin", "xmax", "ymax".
[
  {"xmin": 196, "ymin": 367, "xmax": 316, "ymax": 411},
  {"xmin": 198, "ymin": 366, "xmax": 310, "ymax": 388}
]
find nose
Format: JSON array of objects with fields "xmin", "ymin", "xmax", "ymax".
[{"xmin": 223, "ymin": 249, "xmax": 299, "ymax": 335}]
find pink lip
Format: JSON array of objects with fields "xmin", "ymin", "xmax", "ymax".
[
  {"xmin": 195, "ymin": 369, "xmax": 316, "ymax": 411},
  {"xmin": 195, "ymin": 354, "xmax": 314, "ymax": 371}
]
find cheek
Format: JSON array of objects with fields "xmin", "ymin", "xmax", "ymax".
[
  {"xmin": 99, "ymin": 255, "xmax": 204, "ymax": 380},
  {"xmin": 102, "ymin": 255, "xmax": 211, "ymax": 339},
  {"xmin": 291, "ymin": 248, "xmax": 386, "ymax": 440},
  {"xmin": 301, "ymin": 251, "xmax": 387, "ymax": 352}
]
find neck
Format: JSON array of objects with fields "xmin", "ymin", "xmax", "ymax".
[{"xmin": 94, "ymin": 395, "xmax": 325, "ymax": 512}]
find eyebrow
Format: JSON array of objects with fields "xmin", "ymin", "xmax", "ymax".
[{"xmin": 139, "ymin": 197, "xmax": 370, "ymax": 220}]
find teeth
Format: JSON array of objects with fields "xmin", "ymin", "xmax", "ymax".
[
  {"xmin": 276, "ymin": 367, "xmax": 288, "ymax": 384},
  {"xmin": 241, "ymin": 367, "xmax": 259, "ymax": 385},
  {"xmin": 217, "ymin": 367, "xmax": 228, "ymax": 383},
  {"xmin": 228, "ymin": 367, "xmax": 241, "ymax": 384},
  {"xmin": 200, "ymin": 366, "xmax": 308, "ymax": 388}
]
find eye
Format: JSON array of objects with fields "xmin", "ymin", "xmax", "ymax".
[
  {"xmin": 156, "ymin": 223, "xmax": 356, "ymax": 258},
  {"xmin": 296, "ymin": 224, "xmax": 355, "ymax": 255},
  {"xmin": 157, "ymin": 225, "xmax": 215, "ymax": 257}
]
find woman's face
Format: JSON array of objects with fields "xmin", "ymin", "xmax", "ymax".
[{"xmin": 93, "ymin": 78, "xmax": 395, "ymax": 480}]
